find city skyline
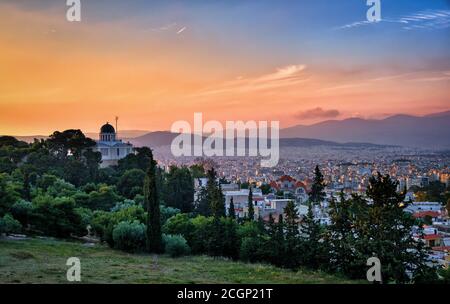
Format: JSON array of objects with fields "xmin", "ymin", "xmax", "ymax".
[{"xmin": 0, "ymin": 0, "xmax": 449, "ymax": 135}]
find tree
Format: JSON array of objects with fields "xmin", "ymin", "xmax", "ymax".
[
  {"xmin": 0, "ymin": 173, "xmax": 21, "ymax": 216},
  {"xmin": 190, "ymin": 164, "xmax": 205, "ymax": 178},
  {"xmin": 328, "ymin": 192, "xmax": 364, "ymax": 277},
  {"xmin": 283, "ymin": 200, "xmax": 300, "ymax": 269},
  {"xmin": 310, "ymin": 165, "xmax": 326, "ymax": 203},
  {"xmin": 194, "ymin": 186, "xmax": 210, "ymax": 216},
  {"xmin": 247, "ymin": 187, "xmax": 255, "ymax": 221},
  {"xmin": 363, "ymin": 173, "xmax": 435, "ymax": 283},
  {"xmin": 144, "ymin": 150, "xmax": 163, "ymax": 253},
  {"xmin": 228, "ymin": 197, "xmax": 236, "ymax": 219},
  {"xmin": 265, "ymin": 213, "xmax": 284, "ymax": 266},
  {"xmin": 47, "ymin": 129, "xmax": 96, "ymax": 160},
  {"xmin": 221, "ymin": 217, "xmax": 239, "ymax": 260},
  {"xmin": 259, "ymin": 183, "xmax": 272, "ymax": 195},
  {"xmin": 117, "ymin": 169, "xmax": 145, "ymax": 199},
  {"xmin": 207, "ymin": 168, "xmax": 225, "ymax": 218},
  {"xmin": 23, "ymin": 172, "xmax": 31, "ymax": 201},
  {"xmin": 117, "ymin": 147, "xmax": 153, "ymax": 173},
  {"xmin": 163, "ymin": 166, "xmax": 195, "ymax": 213},
  {"xmin": 299, "ymin": 202, "xmax": 328, "ymax": 269}
]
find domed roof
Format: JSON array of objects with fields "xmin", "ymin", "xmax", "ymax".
[{"xmin": 100, "ymin": 123, "xmax": 115, "ymax": 134}]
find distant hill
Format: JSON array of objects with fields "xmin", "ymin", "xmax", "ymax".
[
  {"xmin": 11, "ymin": 135, "xmax": 47, "ymax": 143},
  {"xmin": 280, "ymin": 110, "xmax": 450, "ymax": 149},
  {"xmin": 129, "ymin": 131, "xmax": 391, "ymax": 149},
  {"xmin": 85, "ymin": 130, "xmax": 150, "ymax": 140}
]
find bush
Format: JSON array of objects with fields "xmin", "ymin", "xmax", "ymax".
[
  {"xmin": 239, "ymin": 237, "xmax": 267, "ymax": 263},
  {"xmin": 163, "ymin": 234, "xmax": 190, "ymax": 257},
  {"xmin": 31, "ymin": 195, "xmax": 84, "ymax": 237},
  {"xmin": 112, "ymin": 220, "xmax": 146, "ymax": 253},
  {"xmin": 0, "ymin": 213, "xmax": 22, "ymax": 234},
  {"xmin": 163, "ymin": 213, "xmax": 194, "ymax": 243},
  {"xmin": 10, "ymin": 199, "xmax": 33, "ymax": 226}
]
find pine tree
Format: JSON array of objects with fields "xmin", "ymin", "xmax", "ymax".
[
  {"xmin": 299, "ymin": 202, "xmax": 328, "ymax": 270},
  {"xmin": 247, "ymin": 187, "xmax": 254, "ymax": 221},
  {"xmin": 328, "ymin": 192, "xmax": 361, "ymax": 276},
  {"xmin": 228, "ymin": 197, "xmax": 236, "ymax": 219},
  {"xmin": 310, "ymin": 165, "xmax": 326, "ymax": 204},
  {"xmin": 144, "ymin": 150, "xmax": 163, "ymax": 253},
  {"xmin": 283, "ymin": 200, "xmax": 300, "ymax": 269},
  {"xmin": 362, "ymin": 173, "xmax": 435, "ymax": 283}
]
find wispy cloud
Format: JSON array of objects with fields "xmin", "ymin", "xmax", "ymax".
[
  {"xmin": 196, "ymin": 64, "xmax": 309, "ymax": 96},
  {"xmin": 176, "ymin": 27, "xmax": 187, "ymax": 35},
  {"xmin": 335, "ymin": 9, "xmax": 450, "ymax": 31}
]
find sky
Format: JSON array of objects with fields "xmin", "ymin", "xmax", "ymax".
[{"xmin": 0, "ymin": 0, "xmax": 449, "ymax": 135}]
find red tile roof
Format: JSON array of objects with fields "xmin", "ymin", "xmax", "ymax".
[
  {"xmin": 423, "ymin": 234, "xmax": 441, "ymax": 240},
  {"xmin": 413, "ymin": 211, "xmax": 440, "ymax": 219}
]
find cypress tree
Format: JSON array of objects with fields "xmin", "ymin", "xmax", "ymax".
[
  {"xmin": 310, "ymin": 165, "xmax": 326, "ymax": 204},
  {"xmin": 207, "ymin": 168, "xmax": 225, "ymax": 218},
  {"xmin": 228, "ymin": 197, "xmax": 236, "ymax": 219},
  {"xmin": 144, "ymin": 150, "xmax": 163, "ymax": 253},
  {"xmin": 247, "ymin": 187, "xmax": 254, "ymax": 221}
]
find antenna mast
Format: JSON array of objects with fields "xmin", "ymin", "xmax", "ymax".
[{"xmin": 115, "ymin": 116, "xmax": 119, "ymax": 139}]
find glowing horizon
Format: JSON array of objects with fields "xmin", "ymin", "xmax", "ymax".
[{"xmin": 1, "ymin": 0, "xmax": 449, "ymax": 136}]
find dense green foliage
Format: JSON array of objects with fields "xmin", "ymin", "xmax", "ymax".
[
  {"xmin": 163, "ymin": 234, "xmax": 191, "ymax": 257},
  {"xmin": 0, "ymin": 133, "xmax": 443, "ymax": 283},
  {"xmin": 112, "ymin": 220, "xmax": 146, "ymax": 252}
]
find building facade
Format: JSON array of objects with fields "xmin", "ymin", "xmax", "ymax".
[{"xmin": 94, "ymin": 122, "xmax": 134, "ymax": 167}]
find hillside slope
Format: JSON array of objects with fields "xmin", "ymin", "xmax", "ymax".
[{"xmin": 0, "ymin": 238, "xmax": 358, "ymax": 284}]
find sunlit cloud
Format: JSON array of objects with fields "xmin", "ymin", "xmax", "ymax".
[
  {"xmin": 197, "ymin": 64, "xmax": 309, "ymax": 96},
  {"xmin": 294, "ymin": 107, "xmax": 340, "ymax": 120},
  {"xmin": 177, "ymin": 27, "xmax": 187, "ymax": 34}
]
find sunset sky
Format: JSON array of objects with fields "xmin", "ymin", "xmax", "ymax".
[{"xmin": 0, "ymin": 0, "xmax": 449, "ymax": 136}]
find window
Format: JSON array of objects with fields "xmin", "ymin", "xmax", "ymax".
[{"xmin": 117, "ymin": 148, "xmax": 120, "ymax": 156}]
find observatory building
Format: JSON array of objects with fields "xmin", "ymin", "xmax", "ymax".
[{"xmin": 94, "ymin": 120, "xmax": 134, "ymax": 167}]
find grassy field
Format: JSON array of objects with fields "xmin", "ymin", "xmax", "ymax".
[{"xmin": 0, "ymin": 237, "xmax": 358, "ymax": 284}]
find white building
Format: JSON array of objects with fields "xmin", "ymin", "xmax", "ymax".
[{"xmin": 94, "ymin": 122, "xmax": 134, "ymax": 167}]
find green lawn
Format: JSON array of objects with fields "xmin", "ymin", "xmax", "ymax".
[{"xmin": 0, "ymin": 238, "xmax": 358, "ymax": 284}]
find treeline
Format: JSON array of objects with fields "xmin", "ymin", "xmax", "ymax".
[{"xmin": 0, "ymin": 131, "xmax": 447, "ymax": 283}]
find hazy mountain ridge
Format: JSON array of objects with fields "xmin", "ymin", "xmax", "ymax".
[
  {"xmin": 6, "ymin": 111, "xmax": 449, "ymax": 149},
  {"xmin": 280, "ymin": 110, "xmax": 450, "ymax": 149}
]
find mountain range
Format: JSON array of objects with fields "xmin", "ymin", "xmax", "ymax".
[
  {"xmin": 6, "ymin": 110, "xmax": 450, "ymax": 149},
  {"xmin": 280, "ymin": 110, "xmax": 450, "ymax": 149}
]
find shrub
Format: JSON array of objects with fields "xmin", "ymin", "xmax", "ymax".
[
  {"xmin": 160, "ymin": 205, "xmax": 181, "ymax": 225},
  {"xmin": 31, "ymin": 195, "xmax": 84, "ymax": 237},
  {"xmin": 239, "ymin": 237, "xmax": 267, "ymax": 263},
  {"xmin": 0, "ymin": 213, "xmax": 22, "ymax": 234},
  {"xmin": 10, "ymin": 199, "xmax": 33, "ymax": 226},
  {"xmin": 112, "ymin": 220, "xmax": 146, "ymax": 253},
  {"xmin": 163, "ymin": 234, "xmax": 190, "ymax": 257},
  {"xmin": 163, "ymin": 213, "xmax": 194, "ymax": 243}
]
